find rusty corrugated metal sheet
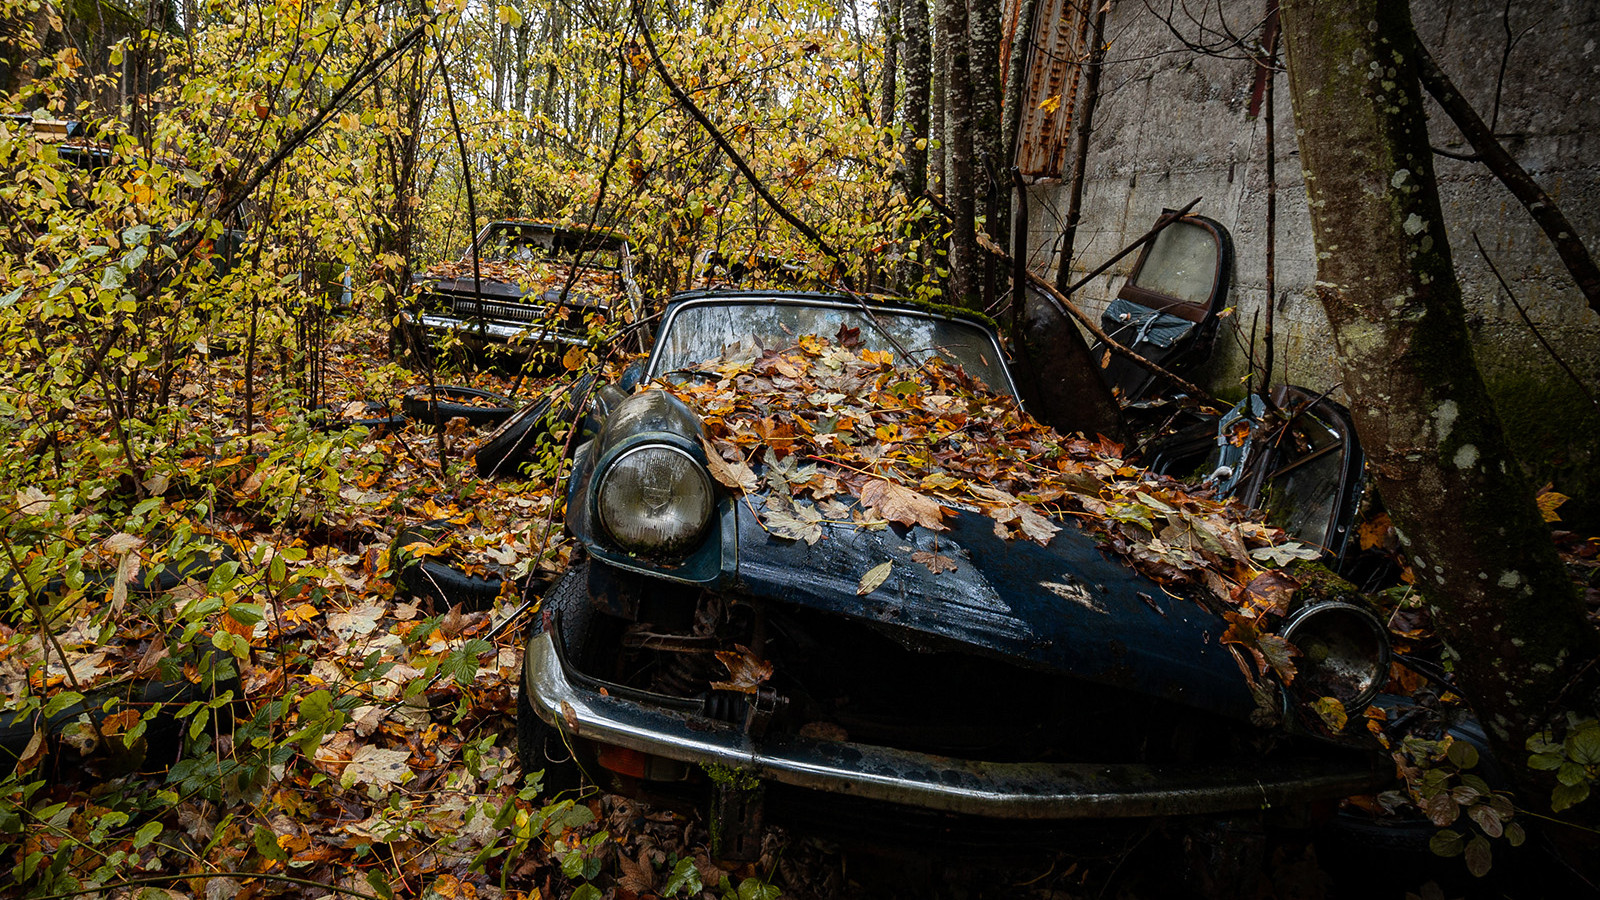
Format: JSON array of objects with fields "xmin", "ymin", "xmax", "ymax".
[{"xmin": 1001, "ymin": 0, "xmax": 1092, "ymax": 177}]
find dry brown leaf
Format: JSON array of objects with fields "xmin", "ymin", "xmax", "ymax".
[
  {"xmin": 859, "ymin": 479, "xmax": 946, "ymax": 531},
  {"xmin": 1015, "ymin": 505, "xmax": 1059, "ymax": 545},
  {"xmin": 617, "ymin": 848, "xmax": 657, "ymax": 894},
  {"xmin": 342, "ymin": 744, "xmax": 413, "ymax": 789},
  {"xmin": 700, "ymin": 438, "xmax": 759, "ymax": 494},
  {"xmin": 1358, "ymin": 513, "xmax": 1394, "ymax": 551},
  {"xmin": 1234, "ymin": 569, "xmax": 1300, "ymax": 619},
  {"xmin": 712, "ymin": 644, "xmax": 774, "ymax": 693},
  {"xmin": 15, "ymin": 728, "xmax": 45, "ymax": 774},
  {"xmin": 910, "ymin": 550, "xmax": 957, "ymax": 574}
]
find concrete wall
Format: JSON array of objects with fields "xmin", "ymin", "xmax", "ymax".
[
  {"xmin": 1023, "ymin": 0, "xmax": 1600, "ymax": 521},
  {"xmin": 1026, "ymin": 0, "xmax": 1600, "ymax": 400}
]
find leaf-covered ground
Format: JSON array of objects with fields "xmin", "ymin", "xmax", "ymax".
[{"xmin": 3, "ymin": 317, "xmax": 1596, "ymax": 899}]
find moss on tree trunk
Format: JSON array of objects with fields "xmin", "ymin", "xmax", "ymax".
[{"xmin": 1278, "ymin": 0, "xmax": 1598, "ymax": 801}]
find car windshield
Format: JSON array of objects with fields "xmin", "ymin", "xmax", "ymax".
[
  {"xmin": 649, "ymin": 298, "xmax": 1016, "ymax": 398},
  {"xmin": 476, "ymin": 225, "xmax": 621, "ymax": 270}
]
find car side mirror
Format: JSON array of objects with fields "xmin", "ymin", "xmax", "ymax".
[{"xmin": 616, "ymin": 361, "xmax": 646, "ymax": 392}]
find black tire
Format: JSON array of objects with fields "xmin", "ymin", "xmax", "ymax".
[
  {"xmin": 473, "ymin": 374, "xmax": 595, "ymax": 479},
  {"xmin": 399, "ymin": 558, "xmax": 512, "ymax": 611},
  {"xmin": 0, "ymin": 706, "xmax": 42, "ymax": 774},
  {"xmin": 401, "ymin": 385, "xmax": 515, "ymax": 429},
  {"xmin": 2, "ymin": 540, "xmax": 236, "ymax": 628},
  {"xmin": 392, "ymin": 523, "xmax": 517, "ymax": 612},
  {"xmin": 517, "ymin": 677, "xmax": 585, "ymax": 797},
  {"xmin": 313, "ymin": 401, "xmax": 407, "ymax": 433},
  {"xmin": 0, "ymin": 653, "xmax": 241, "ymax": 779},
  {"xmin": 516, "ymin": 566, "xmax": 598, "ymax": 796}
]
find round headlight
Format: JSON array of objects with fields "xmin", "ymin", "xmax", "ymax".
[
  {"xmin": 1282, "ymin": 601, "xmax": 1390, "ymax": 713},
  {"xmin": 597, "ymin": 444, "xmax": 714, "ymax": 556}
]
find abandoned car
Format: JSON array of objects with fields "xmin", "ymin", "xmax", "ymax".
[
  {"xmin": 402, "ymin": 220, "xmax": 644, "ymax": 364},
  {"xmin": 515, "ymin": 290, "xmax": 1397, "ymax": 855}
]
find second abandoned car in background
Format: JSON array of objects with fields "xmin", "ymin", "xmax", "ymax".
[
  {"xmin": 508, "ymin": 290, "xmax": 1402, "ymax": 858},
  {"xmin": 403, "ymin": 220, "xmax": 644, "ymax": 365}
]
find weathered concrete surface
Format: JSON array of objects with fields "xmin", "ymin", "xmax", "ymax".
[{"xmin": 1027, "ymin": 0, "xmax": 1600, "ymax": 521}]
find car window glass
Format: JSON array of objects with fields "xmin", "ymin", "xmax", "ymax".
[
  {"xmin": 1130, "ymin": 220, "xmax": 1217, "ymax": 306},
  {"xmin": 651, "ymin": 300, "xmax": 1014, "ymax": 397},
  {"xmin": 1259, "ymin": 414, "xmax": 1345, "ymax": 551},
  {"xmin": 479, "ymin": 226, "xmax": 620, "ymax": 270}
]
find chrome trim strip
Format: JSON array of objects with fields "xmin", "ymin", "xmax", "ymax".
[
  {"xmin": 415, "ymin": 314, "xmax": 589, "ymax": 346},
  {"xmin": 522, "ymin": 632, "xmax": 1383, "ymax": 818}
]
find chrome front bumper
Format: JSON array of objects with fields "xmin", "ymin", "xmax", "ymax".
[{"xmin": 522, "ymin": 631, "xmax": 1386, "ymax": 819}]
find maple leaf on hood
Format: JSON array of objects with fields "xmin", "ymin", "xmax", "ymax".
[
  {"xmin": 859, "ymin": 478, "xmax": 947, "ymax": 531},
  {"xmin": 700, "ymin": 437, "xmax": 759, "ymax": 494}
]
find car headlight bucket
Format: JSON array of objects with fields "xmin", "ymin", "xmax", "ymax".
[
  {"xmin": 597, "ymin": 443, "xmax": 714, "ymax": 556},
  {"xmin": 1281, "ymin": 601, "xmax": 1389, "ymax": 713}
]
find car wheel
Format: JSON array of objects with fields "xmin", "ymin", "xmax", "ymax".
[
  {"xmin": 401, "ymin": 385, "xmax": 515, "ymax": 429},
  {"xmin": 391, "ymin": 523, "xmax": 516, "ymax": 612},
  {"xmin": 398, "ymin": 558, "xmax": 512, "ymax": 611},
  {"xmin": 473, "ymin": 374, "xmax": 595, "ymax": 479},
  {"xmin": 0, "ymin": 708, "xmax": 43, "ymax": 774},
  {"xmin": 2, "ymin": 540, "xmax": 236, "ymax": 628},
  {"xmin": 1, "ymin": 655, "xmax": 241, "ymax": 780},
  {"xmin": 313, "ymin": 401, "xmax": 406, "ymax": 433},
  {"xmin": 516, "ymin": 678, "xmax": 585, "ymax": 796},
  {"xmin": 516, "ymin": 566, "xmax": 598, "ymax": 796}
]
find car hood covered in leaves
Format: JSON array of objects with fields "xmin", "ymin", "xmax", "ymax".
[
  {"xmin": 420, "ymin": 272, "xmax": 615, "ymax": 310},
  {"xmin": 726, "ymin": 488, "xmax": 1259, "ymax": 722},
  {"xmin": 566, "ymin": 326, "xmax": 1344, "ymax": 734}
]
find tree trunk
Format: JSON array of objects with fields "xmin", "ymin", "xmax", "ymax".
[
  {"xmin": 513, "ymin": 18, "xmax": 531, "ymax": 116},
  {"xmin": 879, "ymin": 0, "xmax": 899, "ymax": 132},
  {"xmin": 899, "ymin": 0, "xmax": 932, "ymax": 292},
  {"xmin": 999, "ymin": 0, "xmax": 1038, "ymax": 179},
  {"xmin": 938, "ymin": 0, "xmax": 978, "ymax": 307},
  {"xmin": 902, "ymin": 0, "xmax": 931, "ymax": 200},
  {"xmin": 968, "ymin": 0, "xmax": 1005, "ymax": 309},
  {"xmin": 1278, "ymin": 0, "xmax": 1598, "ymax": 784},
  {"xmin": 930, "ymin": 7, "xmax": 946, "ymax": 196}
]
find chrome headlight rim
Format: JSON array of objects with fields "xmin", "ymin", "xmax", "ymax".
[
  {"xmin": 595, "ymin": 441, "xmax": 715, "ymax": 558},
  {"xmin": 1281, "ymin": 600, "xmax": 1390, "ymax": 715}
]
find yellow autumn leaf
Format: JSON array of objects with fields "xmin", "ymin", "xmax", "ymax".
[
  {"xmin": 856, "ymin": 561, "xmax": 892, "ymax": 596},
  {"xmin": 124, "ymin": 181, "xmax": 155, "ymax": 205},
  {"xmin": 562, "ymin": 344, "xmax": 587, "ymax": 371},
  {"xmin": 1311, "ymin": 696, "xmax": 1348, "ymax": 733},
  {"xmin": 1038, "ymin": 94, "xmax": 1062, "ymax": 114},
  {"xmin": 1536, "ymin": 486, "xmax": 1569, "ymax": 522}
]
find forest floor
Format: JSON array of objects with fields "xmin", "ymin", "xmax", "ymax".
[{"xmin": 4, "ymin": 313, "xmax": 1582, "ymax": 900}]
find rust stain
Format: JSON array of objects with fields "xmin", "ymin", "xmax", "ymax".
[{"xmin": 1001, "ymin": 0, "xmax": 1093, "ymax": 177}]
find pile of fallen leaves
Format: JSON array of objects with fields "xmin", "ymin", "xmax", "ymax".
[
  {"xmin": 657, "ymin": 333, "xmax": 1315, "ymax": 592},
  {"xmin": 651, "ymin": 332, "xmax": 1322, "ymax": 689},
  {"xmin": 421, "ymin": 259, "xmax": 620, "ymax": 299},
  {"xmin": 0, "ymin": 323, "xmax": 617, "ymax": 897}
]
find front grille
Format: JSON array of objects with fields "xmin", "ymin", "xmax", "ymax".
[
  {"xmin": 450, "ymin": 296, "xmax": 549, "ymax": 324},
  {"xmin": 418, "ymin": 291, "xmax": 592, "ymax": 339},
  {"xmin": 576, "ymin": 583, "xmax": 1272, "ymax": 766}
]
